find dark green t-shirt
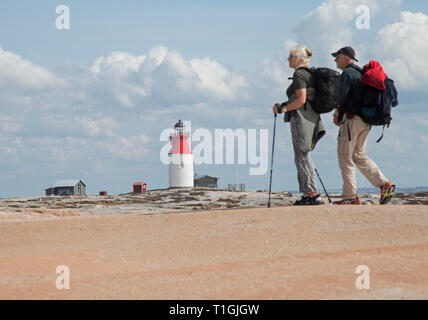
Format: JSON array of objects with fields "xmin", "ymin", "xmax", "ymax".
[
  {"xmin": 286, "ymin": 68, "xmax": 315, "ymax": 101},
  {"xmin": 285, "ymin": 68, "xmax": 316, "ymax": 117}
]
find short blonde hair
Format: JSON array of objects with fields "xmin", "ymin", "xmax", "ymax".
[{"xmin": 290, "ymin": 45, "xmax": 313, "ymax": 67}]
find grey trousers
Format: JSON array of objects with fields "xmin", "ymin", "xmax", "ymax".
[{"xmin": 290, "ymin": 119, "xmax": 317, "ymax": 194}]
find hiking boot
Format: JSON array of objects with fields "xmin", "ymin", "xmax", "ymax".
[
  {"xmin": 308, "ymin": 194, "xmax": 324, "ymax": 205},
  {"xmin": 333, "ymin": 197, "xmax": 361, "ymax": 205},
  {"xmin": 293, "ymin": 196, "xmax": 310, "ymax": 206},
  {"xmin": 380, "ymin": 181, "xmax": 395, "ymax": 205}
]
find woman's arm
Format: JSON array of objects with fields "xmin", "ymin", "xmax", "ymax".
[
  {"xmin": 281, "ymin": 88, "xmax": 306, "ymax": 112},
  {"xmin": 272, "ymin": 88, "xmax": 307, "ymax": 114}
]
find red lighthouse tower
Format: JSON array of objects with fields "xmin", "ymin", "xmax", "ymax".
[
  {"xmin": 169, "ymin": 120, "xmax": 191, "ymax": 155},
  {"xmin": 168, "ymin": 120, "xmax": 194, "ymax": 188}
]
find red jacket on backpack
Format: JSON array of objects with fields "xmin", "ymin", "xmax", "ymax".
[{"xmin": 361, "ymin": 60, "xmax": 387, "ymax": 91}]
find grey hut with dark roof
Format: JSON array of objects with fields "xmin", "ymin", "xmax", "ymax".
[{"xmin": 45, "ymin": 179, "xmax": 86, "ymax": 196}]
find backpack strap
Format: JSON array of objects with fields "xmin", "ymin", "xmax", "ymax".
[
  {"xmin": 376, "ymin": 125, "xmax": 385, "ymax": 143},
  {"xmin": 348, "ymin": 122, "xmax": 351, "ymax": 141},
  {"xmin": 347, "ymin": 64, "xmax": 364, "ymax": 74}
]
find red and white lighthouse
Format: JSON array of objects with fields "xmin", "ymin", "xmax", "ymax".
[{"xmin": 168, "ymin": 120, "xmax": 194, "ymax": 188}]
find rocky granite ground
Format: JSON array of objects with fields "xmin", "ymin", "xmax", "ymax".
[{"xmin": 0, "ymin": 188, "xmax": 427, "ymax": 221}]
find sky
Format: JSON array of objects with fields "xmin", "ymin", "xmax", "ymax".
[{"xmin": 0, "ymin": 0, "xmax": 427, "ymax": 197}]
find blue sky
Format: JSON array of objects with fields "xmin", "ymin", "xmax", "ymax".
[
  {"xmin": 0, "ymin": 0, "xmax": 318, "ymax": 70},
  {"xmin": 0, "ymin": 0, "xmax": 427, "ymax": 197}
]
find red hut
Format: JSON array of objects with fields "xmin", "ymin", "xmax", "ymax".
[{"xmin": 133, "ymin": 182, "xmax": 147, "ymax": 193}]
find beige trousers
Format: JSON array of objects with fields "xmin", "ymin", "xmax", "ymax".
[{"xmin": 337, "ymin": 114, "xmax": 388, "ymax": 199}]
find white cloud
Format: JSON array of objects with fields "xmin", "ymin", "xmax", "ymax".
[
  {"xmin": 90, "ymin": 51, "xmax": 147, "ymax": 76},
  {"xmin": 88, "ymin": 46, "xmax": 248, "ymax": 108},
  {"xmin": 0, "ymin": 46, "xmax": 65, "ymax": 90},
  {"xmin": 44, "ymin": 115, "xmax": 120, "ymax": 137},
  {"xmin": 0, "ymin": 44, "xmax": 249, "ymax": 173},
  {"xmin": 94, "ymin": 159, "xmax": 110, "ymax": 174},
  {"xmin": 262, "ymin": 0, "xmax": 404, "ymax": 88},
  {"xmin": 1, "ymin": 136, "xmax": 89, "ymax": 162},
  {"xmin": 262, "ymin": 58, "xmax": 291, "ymax": 89},
  {"xmin": 293, "ymin": 0, "xmax": 401, "ymax": 61},
  {"xmin": 80, "ymin": 117, "xmax": 120, "ymax": 137},
  {"xmin": 0, "ymin": 134, "xmax": 151, "ymax": 165},
  {"xmin": 376, "ymin": 11, "xmax": 428, "ymax": 90},
  {"xmin": 0, "ymin": 145, "xmax": 19, "ymax": 162},
  {"xmin": 104, "ymin": 135, "xmax": 150, "ymax": 160},
  {"xmin": 0, "ymin": 114, "xmax": 23, "ymax": 133},
  {"xmin": 0, "ymin": 47, "xmax": 69, "ymax": 115},
  {"xmin": 0, "ymin": 46, "xmax": 248, "ymax": 117},
  {"xmin": 90, "ymin": 51, "xmax": 148, "ymax": 108},
  {"xmin": 190, "ymin": 57, "xmax": 248, "ymax": 100}
]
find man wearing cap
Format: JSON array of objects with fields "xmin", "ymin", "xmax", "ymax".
[
  {"xmin": 332, "ymin": 47, "xmax": 361, "ymax": 126},
  {"xmin": 331, "ymin": 46, "xmax": 395, "ymax": 205}
]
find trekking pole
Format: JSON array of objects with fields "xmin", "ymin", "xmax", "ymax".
[
  {"xmin": 315, "ymin": 168, "xmax": 332, "ymax": 204},
  {"xmin": 268, "ymin": 113, "xmax": 278, "ymax": 208}
]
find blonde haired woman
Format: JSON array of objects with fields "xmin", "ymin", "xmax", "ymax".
[{"xmin": 273, "ymin": 45, "xmax": 326, "ymax": 205}]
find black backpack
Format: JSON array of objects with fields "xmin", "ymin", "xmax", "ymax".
[
  {"xmin": 360, "ymin": 78, "xmax": 398, "ymax": 126},
  {"xmin": 350, "ymin": 64, "xmax": 399, "ymax": 142},
  {"xmin": 300, "ymin": 67, "xmax": 341, "ymax": 114}
]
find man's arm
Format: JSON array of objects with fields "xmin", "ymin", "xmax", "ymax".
[
  {"xmin": 339, "ymin": 71, "xmax": 352, "ymax": 106},
  {"xmin": 335, "ymin": 70, "xmax": 352, "ymax": 123}
]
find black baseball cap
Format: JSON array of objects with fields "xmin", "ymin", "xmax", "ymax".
[{"xmin": 331, "ymin": 46, "xmax": 359, "ymax": 62}]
